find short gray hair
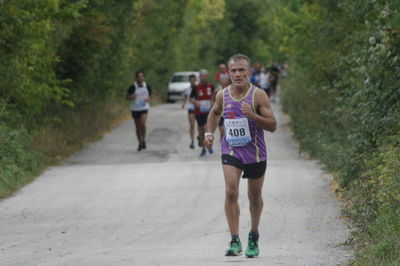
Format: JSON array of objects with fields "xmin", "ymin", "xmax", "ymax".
[{"xmin": 227, "ymin": 54, "xmax": 251, "ymax": 69}]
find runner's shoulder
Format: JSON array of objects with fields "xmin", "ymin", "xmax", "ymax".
[
  {"xmin": 127, "ymin": 84, "xmax": 136, "ymax": 94},
  {"xmin": 215, "ymin": 88, "xmax": 225, "ymax": 103},
  {"xmin": 253, "ymin": 86, "xmax": 265, "ymax": 96},
  {"xmin": 253, "ymin": 86, "xmax": 270, "ymax": 104}
]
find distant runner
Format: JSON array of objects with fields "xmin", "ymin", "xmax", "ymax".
[
  {"xmin": 269, "ymin": 60, "xmax": 280, "ymax": 103},
  {"xmin": 212, "ymin": 77, "xmax": 230, "ymax": 140},
  {"xmin": 126, "ymin": 70, "xmax": 152, "ymax": 151},
  {"xmin": 182, "ymin": 74, "xmax": 197, "ymax": 149},
  {"xmin": 190, "ymin": 69, "xmax": 215, "ymax": 157},
  {"xmin": 215, "ymin": 64, "xmax": 229, "ymax": 87},
  {"xmin": 205, "ymin": 54, "xmax": 277, "ymax": 257},
  {"xmin": 259, "ymin": 64, "xmax": 271, "ymax": 97}
]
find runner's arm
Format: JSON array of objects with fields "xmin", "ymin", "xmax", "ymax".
[
  {"xmin": 211, "ymin": 88, "xmax": 219, "ymax": 106},
  {"xmin": 126, "ymin": 85, "xmax": 136, "ymax": 100},
  {"xmin": 146, "ymin": 84, "xmax": 152, "ymax": 102},
  {"xmin": 243, "ymin": 89, "xmax": 276, "ymax": 132},
  {"xmin": 182, "ymin": 94, "xmax": 188, "ymax": 108},
  {"xmin": 189, "ymin": 88, "xmax": 197, "ymax": 105},
  {"xmin": 207, "ymin": 90, "xmax": 223, "ymax": 133}
]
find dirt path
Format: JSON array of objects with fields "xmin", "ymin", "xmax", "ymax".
[{"xmin": 0, "ymin": 101, "xmax": 351, "ymax": 265}]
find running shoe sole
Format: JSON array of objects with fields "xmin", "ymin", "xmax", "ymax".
[{"xmin": 225, "ymin": 251, "xmax": 241, "ymax": 256}]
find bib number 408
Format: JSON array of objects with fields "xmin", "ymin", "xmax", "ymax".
[
  {"xmin": 228, "ymin": 128, "xmax": 246, "ymax": 137},
  {"xmin": 224, "ymin": 117, "xmax": 251, "ymax": 147}
]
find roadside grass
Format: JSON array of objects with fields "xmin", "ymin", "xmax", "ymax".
[
  {"xmin": 0, "ymin": 100, "xmax": 129, "ymax": 199},
  {"xmin": 0, "ymin": 124, "xmax": 43, "ymax": 198},
  {"xmin": 349, "ymin": 208, "xmax": 400, "ymax": 266},
  {"xmin": 0, "ymin": 94, "xmax": 167, "ymax": 199},
  {"xmin": 280, "ymin": 78, "xmax": 400, "ymax": 265},
  {"xmin": 32, "ymin": 100, "xmax": 129, "ymax": 163}
]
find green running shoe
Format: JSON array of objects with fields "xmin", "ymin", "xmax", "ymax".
[
  {"xmin": 245, "ymin": 234, "xmax": 259, "ymax": 258},
  {"xmin": 225, "ymin": 238, "xmax": 242, "ymax": 256}
]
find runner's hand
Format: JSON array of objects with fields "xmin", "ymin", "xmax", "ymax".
[
  {"xmin": 128, "ymin": 94, "xmax": 137, "ymax": 100},
  {"xmin": 241, "ymin": 102, "xmax": 254, "ymax": 118},
  {"xmin": 204, "ymin": 135, "xmax": 214, "ymax": 149}
]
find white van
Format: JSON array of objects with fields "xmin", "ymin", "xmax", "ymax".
[{"xmin": 167, "ymin": 71, "xmax": 199, "ymax": 102}]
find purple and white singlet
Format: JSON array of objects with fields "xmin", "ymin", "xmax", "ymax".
[{"xmin": 221, "ymin": 85, "xmax": 267, "ymax": 164}]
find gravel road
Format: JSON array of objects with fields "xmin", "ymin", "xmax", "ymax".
[{"xmin": 0, "ymin": 101, "xmax": 351, "ymax": 265}]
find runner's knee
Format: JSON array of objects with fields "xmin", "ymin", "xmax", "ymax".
[
  {"xmin": 248, "ymin": 191, "xmax": 263, "ymax": 205},
  {"xmin": 226, "ymin": 185, "xmax": 239, "ymax": 202}
]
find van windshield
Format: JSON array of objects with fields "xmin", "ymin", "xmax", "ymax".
[{"xmin": 171, "ymin": 75, "xmax": 189, "ymax": 82}]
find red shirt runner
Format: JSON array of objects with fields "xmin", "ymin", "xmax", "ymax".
[{"xmin": 193, "ymin": 83, "xmax": 214, "ymax": 116}]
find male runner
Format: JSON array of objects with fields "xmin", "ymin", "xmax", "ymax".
[
  {"xmin": 126, "ymin": 70, "xmax": 152, "ymax": 151},
  {"xmin": 212, "ymin": 77, "xmax": 230, "ymax": 140},
  {"xmin": 215, "ymin": 63, "xmax": 229, "ymax": 86},
  {"xmin": 190, "ymin": 69, "xmax": 215, "ymax": 157},
  {"xmin": 269, "ymin": 60, "xmax": 281, "ymax": 103},
  {"xmin": 182, "ymin": 74, "xmax": 197, "ymax": 149},
  {"xmin": 204, "ymin": 54, "xmax": 277, "ymax": 257}
]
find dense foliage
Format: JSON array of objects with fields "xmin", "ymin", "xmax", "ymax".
[
  {"xmin": 1, "ymin": 0, "xmax": 398, "ymax": 264},
  {"xmin": 268, "ymin": 0, "xmax": 400, "ymax": 264},
  {"xmin": 0, "ymin": 0, "xmax": 269, "ymax": 196}
]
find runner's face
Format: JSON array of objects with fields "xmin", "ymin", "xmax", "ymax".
[
  {"xmin": 136, "ymin": 73, "xmax": 145, "ymax": 83},
  {"xmin": 229, "ymin": 59, "xmax": 250, "ymax": 88},
  {"xmin": 189, "ymin": 76, "xmax": 196, "ymax": 85},
  {"xmin": 200, "ymin": 73, "xmax": 208, "ymax": 84}
]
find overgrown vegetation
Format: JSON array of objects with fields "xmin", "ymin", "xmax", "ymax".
[
  {"xmin": 266, "ymin": 0, "xmax": 399, "ymax": 264},
  {"xmin": 1, "ymin": 0, "xmax": 398, "ymax": 263},
  {"xmin": 0, "ymin": 0, "xmax": 268, "ymax": 198}
]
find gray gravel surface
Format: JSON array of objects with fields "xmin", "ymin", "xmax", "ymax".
[{"xmin": 0, "ymin": 101, "xmax": 352, "ymax": 265}]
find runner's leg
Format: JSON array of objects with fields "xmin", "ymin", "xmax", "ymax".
[
  {"xmin": 198, "ymin": 125, "xmax": 205, "ymax": 147},
  {"xmin": 247, "ymin": 176, "xmax": 265, "ymax": 231},
  {"xmin": 223, "ymin": 165, "xmax": 242, "ymax": 236},
  {"xmin": 196, "ymin": 115, "xmax": 207, "ymax": 155},
  {"xmin": 133, "ymin": 117, "xmax": 141, "ymax": 142},
  {"xmin": 189, "ymin": 113, "xmax": 195, "ymax": 144},
  {"xmin": 140, "ymin": 113, "xmax": 148, "ymax": 147},
  {"xmin": 133, "ymin": 115, "xmax": 143, "ymax": 151}
]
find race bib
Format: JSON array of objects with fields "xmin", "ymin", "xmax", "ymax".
[
  {"xmin": 224, "ymin": 118, "xmax": 251, "ymax": 147},
  {"xmin": 199, "ymin": 100, "xmax": 211, "ymax": 112},
  {"xmin": 187, "ymin": 102, "xmax": 195, "ymax": 111},
  {"xmin": 136, "ymin": 99, "xmax": 146, "ymax": 107}
]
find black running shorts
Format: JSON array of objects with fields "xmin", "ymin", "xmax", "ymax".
[
  {"xmin": 195, "ymin": 113, "xmax": 208, "ymax": 127},
  {"xmin": 221, "ymin": 155, "xmax": 266, "ymax": 179},
  {"xmin": 131, "ymin": 110, "xmax": 148, "ymax": 119}
]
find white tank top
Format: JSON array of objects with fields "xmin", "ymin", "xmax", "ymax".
[{"xmin": 131, "ymin": 82, "xmax": 150, "ymax": 111}]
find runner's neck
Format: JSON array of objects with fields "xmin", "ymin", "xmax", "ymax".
[{"xmin": 230, "ymin": 83, "xmax": 251, "ymax": 99}]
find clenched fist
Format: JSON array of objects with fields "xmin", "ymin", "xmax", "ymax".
[
  {"xmin": 241, "ymin": 102, "xmax": 254, "ymax": 118},
  {"xmin": 204, "ymin": 135, "xmax": 214, "ymax": 149}
]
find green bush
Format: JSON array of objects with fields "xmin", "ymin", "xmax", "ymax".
[
  {"xmin": 0, "ymin": 0, "xmax": 259, "ymax": 200},
  {"xmin": 274, "ymin": 0, "xmax": 400, "ymax": 264},
  {"xmin": 351, "ymin": 207, "xmax": 400, "ymax": 266},
  {"xmin": 1, "ymin": 2, "xmax": 398, "ymax": 264},
  {"xmin": 0, "ymin": 103, "xmax": 42, "ymax": 197},
  {"xmin": 348, "ymin": 142, "xmax": 400, "ymax": 226}
]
